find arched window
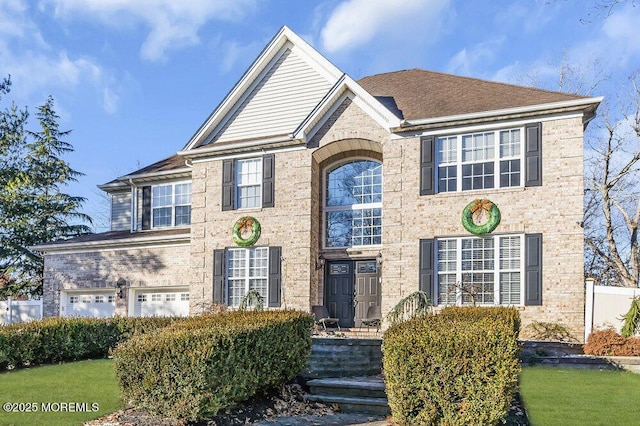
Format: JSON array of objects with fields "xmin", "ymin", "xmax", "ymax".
[{"xmin": 325, "ymin": 160, "xmax": 382, "ymax": 248}]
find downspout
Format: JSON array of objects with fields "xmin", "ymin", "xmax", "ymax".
[{"xmin": 129, "ymin": 178, "xmax": 137, "ymax": 233}]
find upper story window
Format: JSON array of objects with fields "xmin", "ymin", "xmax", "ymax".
[
  {"xmin": 325, "ymin": 160, "xmax": 382, "ymax": 248},
  {"xmin": 151, "ymin": 182, "xmax": 191, "ymax": 228},
  {"xmin": 236, "ymin": 158, "xmax": 262, "ymax": 209},
  {"xmin": 421, "ymin": 124, "xmax": 542, "ymax": 196},
  {"xmin": 222, "ymin": 154, "xmax": 274, "ymax": 211},
  {"xmin": 436, "ymin": 128, "xmax": 522, "ymax": 193}
]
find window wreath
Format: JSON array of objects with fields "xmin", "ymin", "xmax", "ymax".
[
  {"xmin": 461, "ymin": 199, "xmax": 501, "ymax": 235},
  {"xmin": 232, "ymin": 216, "xmax": 261, "ymax": 247}
]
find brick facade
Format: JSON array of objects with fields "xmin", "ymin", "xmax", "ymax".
[
  {"xmin": 185, "ymin": 99, "xmax": 586, "ymax": 340},
  {"xmin": 42, "ymin": 242, "xmax": 191, "ymax": 317}
]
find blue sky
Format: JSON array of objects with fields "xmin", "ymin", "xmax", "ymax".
[{"xmin": 1, "ymin": 0, "xmax": 639, "ymax": 232}]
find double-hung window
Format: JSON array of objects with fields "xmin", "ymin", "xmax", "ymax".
[
  {"xmin": 436, "ymin": 128, "xmax": 522, "ymax": 192},
  {"xmin": 236, "ymin": 158, "xmax": 262, "ymax": 209},
  {"xmin": 151, "ymin": 182, "xmax": 191, "ymax": 228},
  {"xmin": 222, "ymin": 154, "xmax": 274, "ymax": 211},
  {"xmin": 436, "ymin": 234, "xmax": 523, "ymax": 305},
  {"xmin": 226, "ymin": 247, "xmax": 269, "ymax": 307},
  {"xmin": 324, "ymin": 160, "xmax": 383, "ymax": 248}
]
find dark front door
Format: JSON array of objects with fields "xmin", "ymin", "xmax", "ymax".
[
  {"xmin": 325, "ymin": 259, "xmax": 381, "ymax": 328},
  {"xmin": 354, "ymin": 261, "xmax": 381, "ymax": 327},
  {"xmin": 325, "ymin": 261, "xmax": 355, "ymax": 327}
]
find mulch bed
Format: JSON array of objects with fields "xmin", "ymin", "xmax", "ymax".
[{"xmin": 87, "ymin": 383, "xmax": 529, "ymax": 425}]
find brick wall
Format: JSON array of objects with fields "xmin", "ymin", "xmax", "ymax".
[
  {"xmin": 383, "ymin": 116, "xmax": 586, "ymax": 340},
  {"xmin": 42, "ymin": 243, "xmax": 191, "ymax": 317},
  {"xmin": 188, "ymin": 99, "xmax": 587, "ymax": 340}
]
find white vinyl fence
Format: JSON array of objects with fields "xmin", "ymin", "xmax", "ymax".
[
  {"xmin": 585, "ymin": 279, "xmax": 640, "ymax": 342},
  {"xmin": 0, "ymin": 298, "xmax": 43, "ymax": 325}
]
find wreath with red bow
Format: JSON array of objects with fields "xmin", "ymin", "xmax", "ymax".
[{"xmin": 461, "ymin": 199, "xmax": 501, "ymax": 235}]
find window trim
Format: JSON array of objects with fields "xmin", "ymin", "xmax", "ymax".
[
  {"xmin": 322, "ymin": 157, "xmax": 384, "ymax": 249},
  {"xmin": 435, "ymin": 127, "xmax": 525, "ymax": 193},
  {"xmin": 235, "ymin": 157, "xmax": 263, "ymax": 210},
  {"xmin": 150, "ymin": 180, "xmax": 192, "ymax": 229},
  {"xmin": 435, "ymin": 234, "xmax": 525, "ymax": 306}
]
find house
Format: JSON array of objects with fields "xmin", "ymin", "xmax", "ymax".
[{"xmin": 34, "ymin": 26, "xmax": 601, "ymax": 340}]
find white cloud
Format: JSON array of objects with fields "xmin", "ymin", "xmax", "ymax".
[
  {"xmin": 600, "ymin": 3, "xmax": 640, "ymax": 65},
  {"xmin": 0, "ymin": 2, "xmax": 121, "ymax": 115},
  {"xmin": 220, "ymin": 40, "xmax": 264, "ymax": 73},
  {"xmin": 102, "ymin": 87, "xmax": 119, "ymax": 115},
  {"xmin": 446, "ymin": 38, "xmax": 504, "ymax": 76},
  {"xmin": 320, "ymin": 0, "xmax": 450, "ymax": 54},
  {"xmin": 39, "ymin": 0, "xmax": 258, "ymax": 62}
]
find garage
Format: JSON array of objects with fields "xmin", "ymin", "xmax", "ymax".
[
  {"xmin": 62, "ymin": 291, "xmax": 116, "ymax": 318},
  {"xmin": 133, "ymin": 289, "xmax": 189, "ymax": 317}
]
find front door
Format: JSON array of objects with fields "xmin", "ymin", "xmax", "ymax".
[
  {"xmin": 325, "ymin": 261, "xmax": 355, "ymax": 327},
  {"xmin": 354, "ymin": 261, "xmax": 381, "ymax": 327},
  {"xmin": 325, "ymin": 259, "xmax": 381, "ymax": 328}
]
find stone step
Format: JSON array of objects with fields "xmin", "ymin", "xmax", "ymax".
[
  {"xmin": 305, "ymin": 376, "xmax": 390, "ymax": 415},
  {"xmin": 301, "ymin": 337, "xmax": 382, "ymax": 380},
  {"xmin": 307, "ymin": 376, "xmax": 387, "ymax": 399},
  {"xmin": 304, "ymin": 394, "xmax": 391, "ymax": 416}
]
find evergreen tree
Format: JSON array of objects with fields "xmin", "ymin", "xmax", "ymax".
[{"xmin": 0, "ymin": 77, "xmax": 92, "ymax": 296}]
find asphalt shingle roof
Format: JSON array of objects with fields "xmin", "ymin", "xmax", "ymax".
[{"xmin": 357, "ymin": 68, "xmax": 588, "ymax": 121}]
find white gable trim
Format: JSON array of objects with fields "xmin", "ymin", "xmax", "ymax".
[
  {"xmin": 293, "ymin": 74, "xmax": 401, "ymax": 143},
  {"xmin": 183, "ymin": 26, "xmax": 343, "ymax": 151}
]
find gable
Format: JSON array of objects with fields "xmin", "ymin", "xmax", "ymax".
[{"xmin": 203, "ymin": 46, "xmax": 337, "ymax": 146}]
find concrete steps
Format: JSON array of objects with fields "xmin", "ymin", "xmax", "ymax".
[{"xmin": 305, "ymin": 376, "xmax": 390, "ymax": 415}]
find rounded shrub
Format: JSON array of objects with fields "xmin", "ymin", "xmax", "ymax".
[
  {"xmin": 383, "ymin": 307, "xmax": 521, "ymax": 425},
  {"xmin": 112, "ymin": 310, "xmax": 314, "ymax": 422}
]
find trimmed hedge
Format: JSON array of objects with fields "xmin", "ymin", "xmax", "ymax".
[
  {"xmin": 112, "ymin": 310, "xmax": 314, "ymax": 421},
  {"xmin": 0, "ymin": 316, "xmax": 178, "ymax": 370},
  {"xmin": 383, "ymin": 307, "xmax": 521, "ymax": 425}
]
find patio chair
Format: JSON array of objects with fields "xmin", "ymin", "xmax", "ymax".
[
  {"xmin": 311, "ymin": 305, "xmax": 340, "ymax": 331},
  {"xmin": 361, "ymin": 305, "xmax": 382, "ymax": 332}
]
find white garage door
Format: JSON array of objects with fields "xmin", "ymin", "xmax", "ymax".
[
  {"xmin": 134, "ymin": 291, "xmax": 189, "ymax": 317},
  {"xmin": 63, "ymin": 291, "xmax": 116, "ymax": 318}
]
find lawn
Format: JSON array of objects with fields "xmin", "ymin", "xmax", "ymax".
[
  {"xmin": 520, "ymin": 366, "xmax": 640, "ymax": 425},
  {"xmin": 0, "ymin": 359, "xmax": 121, "ymax": 426},
  {"xmin": 3, "ymin": 361, "xmax": 640, "ymax": 426}
]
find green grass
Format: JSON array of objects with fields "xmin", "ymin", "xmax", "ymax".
[
  {"xmin": 520, "ymin": 366, "xmax": 640, "ymax": 426},
  {"xmin": 0, "ymin": 359, "xmax": 121, "ymax": 426}
]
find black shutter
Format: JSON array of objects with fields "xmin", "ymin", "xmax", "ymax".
[
  {"xmin": 268, "ymin": 246, "xmax": 282, "ymax": 307},
  {"xmin": 525, "ymin": 233, "xmax": 543, "ymax": 306},
  {"xmin": 222, "ymin": 159, "xmax": 235, "ymax": 211},
  {"xmin": 525, "ymin": 122, "xmax": 542, "ymax": 187},
  {"xmin": 419, "ymin": 239, "xmax": 435, "ymax": 305},
  {"xmin": 213, "ymin": 249, "xmax": 226, "ymax": 304},
  {"xmin": 420, "ymin": 136, "xmax": 435, "ymax": 195},
  {"xmin": 141, "ymin": 186, "xmax": 151, "ymax": 230},
  {"xmin": 262, "ymin": 154, "xmax": 275, "ymax": 208}
]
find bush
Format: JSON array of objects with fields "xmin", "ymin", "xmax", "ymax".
[
  {"xmin": 383, "ymin": 307, "xmax": 521, "ymax": 425},
  {"xmin": 0, "ymin": 316, "xmax": 177, "ymax": 370},
  {"xmin": 438, "ymin": 306, "xmax": 521, "ymax": 338},
  {"xmin": 520, "ymin": 321, "xmax": 578, "ymax": 342},
  {"xmin": 584, "ymin": 328, "xmax": 640, "ymax": 356},
  {"xmin": 112, "ymin": 310, "xmax": 314, "ymax": 421},
  {"xmin": 621, "ymin": 297, "xmax": 640, "ymax": 338}
]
